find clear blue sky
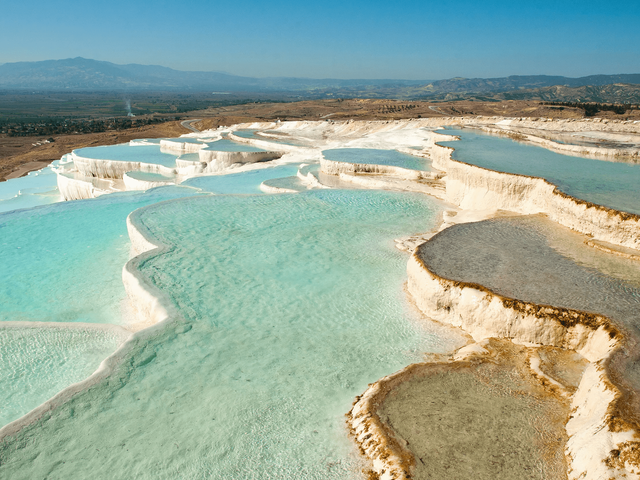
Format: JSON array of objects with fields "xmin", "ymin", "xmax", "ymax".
[{"xmin": 1, "ymin": 0, "xmax": 639, "ymax": 79}]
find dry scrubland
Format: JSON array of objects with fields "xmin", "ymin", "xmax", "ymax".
[{"xmin": 4, "ymin": 98, "xmax": 640, "ymax": 181}]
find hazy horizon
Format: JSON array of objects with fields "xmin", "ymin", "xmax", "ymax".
[
  {"xmin": 2, "ymin": 56, "xmax": 640, "ymax": 82},
  {"xmin": 2, "ymin": 0, "xmax": 639, "ymax": 80}
]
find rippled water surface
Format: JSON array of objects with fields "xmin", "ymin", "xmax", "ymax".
[
  {"xmin": 440, "ymin": 128, "xmax": 640, "ymax": 214},
  {"xmin": 0, "ymin": 325, "xmax": 126, "ymax": 426},
  {"xmin": 0, "ymin": 190, "xmax": 463, "ymax": 479},
  {"xmin": 0, "ymin": 187, "xmax": 195, "ymax": 326},
  {"xmin": 0, "ymin": 164, "xmax": 61, "ymax": 213}
]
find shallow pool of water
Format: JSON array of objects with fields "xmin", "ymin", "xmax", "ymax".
[
  {"xmin": 0, "ymin": 165, "xmax": 61, "ymax": 213},
  {"xmin": 0, "ymin": 325, "xmax": 127, "ymax": 427},
  {"xmin": 75, "ymin": 144, "xmax": 179, "ymax": 168},
  {"xmin": 182, "ymin": 164, "xmax": 300, "ymax": 194},
  {"xmin": 0, "ymin": 186, "xmax": 196, "ymax": 326},
  {"xmin": 0, "ymin": 190, "xmax": 464, "ymax": 479},
  {"xmin": 440, "ymin": 128, "xmax": 640, "ymax": 214}
]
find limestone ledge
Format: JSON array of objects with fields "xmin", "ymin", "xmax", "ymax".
[
  {"xmin": 476, "ymin": 125, "xmax": 640, "ymax": 163},
  {"xmin": 198, "ymin": 149, "xmax": 282, "ymax": 172},
  {"xmin": 71, "ymin": 152, "xmax": 177, "ymax": 179},
  {"xmin": 320, "ymin": 157, "xmax": 441, "ymax": 181},
  {"xmin": 259, "ymin": 182, "xmax": 299, "ymax": 194},
  {"xmin": 122, "ymin": 173, "xmax": 174, "ymax": 191},
  {"xmin": 123, "ymin": 215, "xmax": 173, "ymax": 330},
  {"xmin": 430, "ymin": 137, "xmax": 640, "ymax": 250},
  {"xmin": 400, "ymin": 251, "xmax": 637, "ymax": 480}
]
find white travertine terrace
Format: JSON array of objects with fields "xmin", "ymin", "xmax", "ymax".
[
  {"xmin": 340, "ymin": 123, "xmax": 640, "ymax": 480},
  {"xmin": 159, "ymin": 139, "xmax": 208, "ymax": 153},
  {"xmin": 197, "ymin": 149, "xmax": 283, "ymax": 172},
  {"xmin": 227, "ymin": 131, "xmax": 300, "ymax": 152},
  {"xmin": 475, "ymin": 125, "xmax": 640, "ymax": 163},
  {"xmin": 21, "ymin": 117, "xmax": 640, "ymax": 479},
  {"xmin": 70, "ymin": 152, "xmax": 177, "ymax": 179},
  {"xmin": 430, "ymin": 137, "xmax": 640, "ymax": 250},
  {"xmin": 122, "ymin": 172, "xmax": 174, "ymax": 191}
]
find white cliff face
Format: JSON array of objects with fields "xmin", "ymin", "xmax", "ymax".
[
  {"xmin": 122, "ymin": 173, "xmax": 173, "ymax": 191},
  {"xmin": 403, "ymin": 246, "xmax": 639, "ymax": 480},
  {"xmin": 320, "ymin": 158, "xmax": 435, "ymax": 180},
  {"xmin": 71, "ymin": 153, "xmax": 177, "ymax": 179},
  {"xmin": 56, "ymin": 172, "xmax": 123, "ymax": 200},
  {"xmin": 197, "ymin": 150, "xmax": 283, "ymax": 172},
  {"xmin": 406, "ymin": 255, "xmax": 618, "ymax": 362},
  {"xmin": 475, "ymin": 125, "xmax": 640, "ymax": 163},
  {"xmin": 227, "ymin": 131, "xmax": 299, "ymax": 152},
  {"xmin": 159, "ymin": 139, "xmax": 207, "ymax": 153},
  {"xmin": 431, "ymin": 140, "xmax": 640, "ymax": 250}
]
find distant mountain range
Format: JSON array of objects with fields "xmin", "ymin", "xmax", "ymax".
[
  {"xmin": 1, "ymin": 57, "xmax": 640, "ymax": 103},
  {"xmin": 0, "ymin": 57, "xmax": 423, "ymax": 92}
]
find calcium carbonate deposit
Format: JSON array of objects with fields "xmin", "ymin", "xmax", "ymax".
[{"xmin": 1, "ymin": 117, "xmax": 640, "ymax": 480}]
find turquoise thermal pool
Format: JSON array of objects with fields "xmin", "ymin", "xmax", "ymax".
[
  {"xmin": 323, "ymin": 148, "xmax": 432, "ymax": 171},
  {"xmin": 0, "ymin": 189, "xmax": 463, "ymax": 479},
  {"xmin": 440, "ymin": 128, "xmax": 640, "ymax": 214},
  {"xmin": 0, "ymin": 187, "xmax": 196, "ymax": 326},
  {"xmin": 0, "ymin": 165, "xmax": 61, "ymax": 213},
  {"xmin": 75, "ymin": 144, "xmax": 180, "ymax": 167},
  {"xmin": 181, "ymin": 164, "xmax": 300, "ymax": 194}
]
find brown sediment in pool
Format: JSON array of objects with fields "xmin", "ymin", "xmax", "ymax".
[{"xmin": 349, "ymin": 339, "xmax": 571, "ymax": 480}]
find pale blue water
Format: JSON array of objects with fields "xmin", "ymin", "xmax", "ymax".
[
  {"xmin": 262, "ymin": 176, "xmax": 307, "ymax": 192},
  {"xmin": 177, "ymin": 152, "xmax": 201, "ymax": 162},
  {"xmin": 75, "ymin": 144, "xmax": 179, "ymax": 167},
  {"xmin": 323, "ymin": 148, "xmax": 432, "ymax": 171},
  {"xmin": 0, "ymin": 325, "xmax": 126, "ymax": 427},
  {"xmin": 440, "ymin": 128, "xmax": 640, "ymax": 215},
  {"xmin": 0, "ymin": 163, "xmax": 314, "ymax": 429},
  {"xmin": 233, "ymin": 129, "xmax": 263, "ymax": 139},
  {"xmin": 204, "ymin": 139, "xmax": 266, "ymax": 152},
  {"xmin": 182, "ymin": 164, "xmax": 300, "ymax": 194},
  {"xmin": 0, "ymin": 187, "xmax": 196, "ymax": 326},
  {"xmin": 0, "ymin": 190, "xmax": 462, "ymax": 479},
  {"xmin": 0, "ymin": 165, "xmax": 61, "ymax": 213}
]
